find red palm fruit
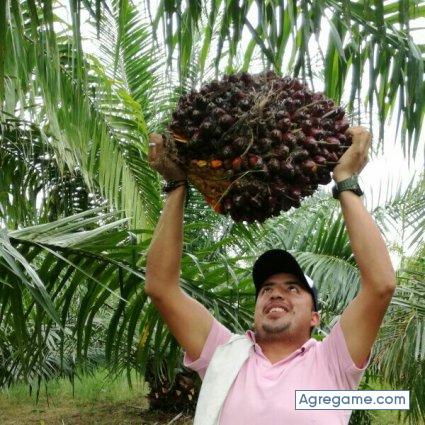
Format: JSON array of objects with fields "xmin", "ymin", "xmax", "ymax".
[
  {"xmin": 321, "ymin": 118, "xmax": 334, "ymax": 130},
  {"xmin": 303, "ymin": 136, "xmax": 318, "ymax": 152},
  {"xmin": 301, "ymin": 119, "xmax": 313, "ymax": 133},
  {"xmin": 293, "ymin": 164, "xmax": 302, "ymax": 178},
  {"xmin": 296, "ymin": 131, "xmax": 306, "ymax": 144},
  {"xmin": 282, "ymin": 133, "xmax": 296, "ymax": 147},
  {"xmin": 232, "ymin": 157, "xmax": 242, "ymax": 171},
  {"xmin": 310, "ymin": 128, "xmax": 326, "ymax": 140},
  {"xmin": 212, "ymin": 107, "xmax": 226, "ymax": 117},
  {"xmin": 310, "ymin": 104, "xmax": 324, "ymax": 116},
  {"xmin": 321, "ymin": 148, "xmax": 330, "ymax": 157},
  {"xmin": 304, "ymin": 90, "xmax": 313, "ymax": 103},
  {"xmin": 313, "ymin": 155, "xmax": 327, "ymax": 166},
  {"xmin": 311, "ymin": 117, "xmax": 321, "ymax": 127},
  {"xmin": 337, "ymin": 133, "xmax": 347, "ymax": 144},
  {"xmin": 293, "ymin": 99, "xmax": 303, "ymax": 109},
  {"xmin": 275, "ymin": 145, "xmax": 290, "ymax": 159},
  {"xmin": 277, "ymin": 118, "xmax": 291, "ymax": 132},
  {"xmin": 293, "ymin": 79, "xmax": 304, "ymax": 91},
  {"xmin": 312, "ymin": 92, "xmax": 324, "ymax": 101},
  {"xmin": 293, "ymin": 90, "xmax": 305, "ymax": 101},
  {"xmin": 293, "ymin": 110, "xmax": 308, "ymax": 122},
  {"xmin": 327, "ymin": 151, "xmax": 339, "ymax": 162},
  {"xmin": 271, "ymin": 129, "xmax": 283, "ymax": 142},
  {"xmin": 270, "ymin": 179, "xmax": 284, "ymax": 199},
  {"xmin": 191, "ymin": 109, "xmax": 202, "ymax": 120},
  {"xmin": 335, "ymin": 117, "xmax": 349, "ymax": 133},
  {"xmin": 219, "ymin": 114, "xmax": 234, "ymax": 129},
  {"xmin": 280, "ymin": 162, "xmax": 295, "ymax": 179},
  {"xmin": 326, "ymin": 137, "xmax": 341, "ymax": 151},
  {"xmin": 200, "ymin": 120, "xmax": 213, "ymax": 136},
  {"xmin": 248, "ymin": 154, "xmax": 262, "ymax": 167},
  {"xmin": 302, "ymin": 159, "xmax": 317, "ymax": 175},
  {"xmin": 272, "ymin": 81, "xmax": 284, "ymax": 91},
  {"xmin": 289, "ymin": 186, "xmax": 302, "ymax": 200},
  {"xmin": 241, "ymin": 72, "xmax": 253, "ymax": 84},
  {"xmin": 317, "ymin": 171, "xmax": 332, "ymax": 184},
  {"xmin": 232, "ymin": 88, "xmax": 246, "ymax": 101},
  {"xmin": 282, "ymin": 98, "xmax": 295, "ymax": 112},
  {"xmin": 292, "ymin": 149, "xmax": 309, "ymax": 162},
  {"xmin": 258, "ymin": 137, "xmax": 272, "ymax": 151},
  {"xmin": 210, "ymin": 159, "xmax": 223, "ymax": 169},
  {"xmin": 276, "ymin": 110, "xmax": 289, "ymax": 120},
  {"xmin": 268, "ymin": 158, "xmax": 280, "ymax": 174}
]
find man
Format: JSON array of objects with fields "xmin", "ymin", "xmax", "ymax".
[{"xmin": 145, "ymin": 126, "xmax": 396, "ymax": 424}]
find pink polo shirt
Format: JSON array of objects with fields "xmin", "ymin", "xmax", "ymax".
[{"xmin": 184, "ymin": 319, "xmax": 368, "ymax": 425}]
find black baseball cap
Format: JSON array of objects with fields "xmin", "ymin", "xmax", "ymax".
[{"xmin": 252, "ymin": 249, "xmax": 319, "ymax": 311}]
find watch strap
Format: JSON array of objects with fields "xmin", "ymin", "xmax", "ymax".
[
  {"xmin": 162, "ymin": 179, "xmax": 189, "ymax": 193},
  {"xmin": 332, "ymin": 175, "xmax": 363, "ymax": 199}
]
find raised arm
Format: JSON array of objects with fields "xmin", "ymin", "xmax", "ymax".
[
  {"xmin": 333, "ymin": 127, "xmax": 396, "ymax": 368},
  {"xmin": 145, "ymin": 134, "xmax": 213, "ymax": 360}
]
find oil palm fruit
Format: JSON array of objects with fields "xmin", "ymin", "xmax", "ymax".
[{"xmin": 166, "ymin": 71, "xmax": 351, "ymax": 222}]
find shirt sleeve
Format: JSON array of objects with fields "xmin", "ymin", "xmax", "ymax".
[
  {"xmin": 183, "ymin": 318, "xmax": 232, "ymax": 380},
  {"xmin": 320, "ymin": 320, "xmax": 370, "ymax": 390}
]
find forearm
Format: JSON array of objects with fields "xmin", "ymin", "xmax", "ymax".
[
  {"xmin": 145, "ymin": 185, "xmax": 186, "ymax": 295},
  {"xmin": 339, "ymin": 191, "xmax": 396, "ymax": 295}
]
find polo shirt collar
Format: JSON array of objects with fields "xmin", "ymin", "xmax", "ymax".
[{"xmin": 246, "ymin": 329, "xmax": 316, "ymax": 363}]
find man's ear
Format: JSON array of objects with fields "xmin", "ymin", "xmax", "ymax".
[{"xmin": 310, "ymin": 311, "xmax": 320, "ymax": 328}]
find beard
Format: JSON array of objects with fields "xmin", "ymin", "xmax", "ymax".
[{"xmin": 254, "ymin": 319, "xmax": 292, "ymax": 342}]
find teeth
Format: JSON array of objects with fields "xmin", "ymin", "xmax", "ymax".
[{"xmin": 269, "ymin": 307, "xmax": 285, "ymax": 313}]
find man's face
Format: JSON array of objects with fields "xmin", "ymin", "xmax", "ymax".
[{"xmin": 253, "ymin": 273, "xmax": 320, "ymax": 342}]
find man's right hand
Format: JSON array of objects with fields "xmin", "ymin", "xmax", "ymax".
[{"xmin": 148, "ymin": 133, "xmax": 186, "ymax": 181}]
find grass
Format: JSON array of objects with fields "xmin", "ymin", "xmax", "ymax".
[
  {"xmin": 0, "ymin": 371, "xmax": 416, "ymax": 424},
  {"xmin": 0, "ymin": 369, "xmax": 192, "ymax": 424}
]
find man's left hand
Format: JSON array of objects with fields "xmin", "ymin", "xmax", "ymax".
[{"xmin": 332, "ymin": 126, "xmax": 371, "ymax": 183}]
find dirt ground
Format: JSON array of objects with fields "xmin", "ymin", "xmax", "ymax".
[{"xmin": 0, "ymin": 399, "xmax": 193, "ymax": 424}]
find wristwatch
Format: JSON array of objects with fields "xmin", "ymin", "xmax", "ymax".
[
  {"xmin": 162, "ymin": 179, "xmax": 188, "ymax": 193},
  {"xmin": 332, "ymin": 175, "xmax": 363, "ymax": 199}
]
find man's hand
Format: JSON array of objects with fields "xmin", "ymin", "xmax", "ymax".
[
  {"xmin": 148, "ymin": 133, "xmax": 186, "ymax": 181},
  {"xmin": 332, "ymin": 126, "xmax": 371, "ymax": 183}
]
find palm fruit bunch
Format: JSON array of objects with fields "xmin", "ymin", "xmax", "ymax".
[{"xmin": 166, "ymin": 71, "xmax": 351, "ymax": 223}]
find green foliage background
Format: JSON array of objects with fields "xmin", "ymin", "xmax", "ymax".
[{"xmin": 1, "ymin": 0, "xmax": 424, "ymax": 423}]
